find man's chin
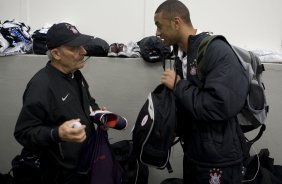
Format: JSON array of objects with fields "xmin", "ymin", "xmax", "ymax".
[
  {"xmin": 162, "ymin": 40, "xmax": 171, "ymax": 47},
  {"xmin": 77, "ymin": 61, "xmax": 85, "ymax": 68},
  {"xmin": 164, "ymin": 43, "xmax": 171, "ymax": 47},
  {"xmin": 78, "ymin": 59, "xmax": 86, "ymax": 63}
]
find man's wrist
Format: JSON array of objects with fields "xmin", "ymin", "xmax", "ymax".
[{"xmin": 50, "ymin": 128, "xmax": 61, "ymax": 143}]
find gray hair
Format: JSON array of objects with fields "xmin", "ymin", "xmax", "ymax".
[{"xmin": 46, "ymin": 50, "xmax": 52, "ymax": 60}]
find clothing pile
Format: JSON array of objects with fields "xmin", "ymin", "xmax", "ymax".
[
  {"xmin": 107, "ymin": 42, "xmax": 141, "ymax": 58},
  {"xmin": 84, "ymin": 37, "xmax": 109, "ymax": 57},
  {"xmin": 251, "ymin": 49, "xmax": 282, "ymax": 63},
  {"xmin": 0, "ymin": 20, "xmax": 171, "ymax": 61},
  {"xmin": 0, "ymin": 19, "xmax": 33, "ymax": 56},
  {"xmin": 32, "ymin": 24, "xmax": 51, "ymax": 55}
]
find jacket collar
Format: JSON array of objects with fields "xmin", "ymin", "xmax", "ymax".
[{"xmin": 46, "ymin": 61, "xmax": 80, "ymax": 80}]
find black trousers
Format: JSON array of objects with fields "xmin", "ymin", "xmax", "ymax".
[
  {"xmin": 41, "ymin": 167, "xmax": 89, "ymax": 184},
  {"xmin": 183, "ymin": 156, "xmax": 243, "ymax": 184}
]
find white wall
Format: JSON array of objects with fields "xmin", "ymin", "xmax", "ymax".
[{"xmin": 1, "ymin": 0, "xmax": 282, "ymax": 51}]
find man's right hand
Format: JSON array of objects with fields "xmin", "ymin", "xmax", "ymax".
[
  {"xmin": 161, "ymin": 69, "xmax": 180, "ymax": 90},
  {"xmin": 58, "ymin": 119, "xmax": 86, "ymax": 143}
]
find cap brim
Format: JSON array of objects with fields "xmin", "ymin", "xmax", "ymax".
[{"xmin": 65, "ymin": 34, "xmax": 94, "ymax": 47}]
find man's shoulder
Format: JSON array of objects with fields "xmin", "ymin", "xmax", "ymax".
[
  {"xmin": 31, "ymin": 67, "xmax": 50, "ymax": 82},
  {"xmin": 27, "ymin": 67, "xmax": 54, "ymax": 92},
  {"xmin": 205, "ymin": 36, "xmax": 232, "ymax": 54}
]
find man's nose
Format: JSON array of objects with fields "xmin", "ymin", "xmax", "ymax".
[
  {"xmin": 155, "ymin": 29, "xmax": 160, "ymax": 37},
  {"xmin": 80, "ymin": 46, "xmax": 87, "ymax": 55}
]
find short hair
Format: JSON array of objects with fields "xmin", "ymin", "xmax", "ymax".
[
  {"xmin": 46, "ymin": 50, "xmax": 52, "ymax": 60},
  {"xmin": 155, "ymin": 0, "xmax": 192, "ymax": 26}
]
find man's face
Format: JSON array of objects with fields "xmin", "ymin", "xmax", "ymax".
[
  {"xmin": 54, "ymin": 45, "xmax": 87, "ymax": 74},
  {"xmin": 154, "ymin": 12, "xmax": 176, "ymax": 46}
]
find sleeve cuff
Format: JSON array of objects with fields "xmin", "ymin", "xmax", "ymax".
[
  {"xmin": 50, "ymin": 128, "xmax": 61, "ymax": 143},
  {"xmin": 173, "ymin": 79, "xmax": 182, "ymax": 95}
]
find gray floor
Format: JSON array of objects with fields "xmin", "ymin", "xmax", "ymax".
[{"xmin": 0, "ymin": 55, "xmax": 281, "ymax": 183}]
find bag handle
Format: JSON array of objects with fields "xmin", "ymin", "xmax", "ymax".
[{"xmin": 161, "ymin": 45, "xmax": 178, "ymax": 89}]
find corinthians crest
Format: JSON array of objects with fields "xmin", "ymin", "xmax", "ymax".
[
  {"xmin": 209, "ymin": 168, "xmax": 222, "ymax": 184},
  {"xmin": 189, "ymin": 59, "xmax": 197, "ymax": 76}
]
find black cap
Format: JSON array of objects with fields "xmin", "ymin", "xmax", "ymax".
[
  {"xmin": 46, "ymin": 22, "xmax": 93, "ymax": 50},
  {"xmin": 137, "ymin": 36, "xmax": 171, "ymax": 63}
]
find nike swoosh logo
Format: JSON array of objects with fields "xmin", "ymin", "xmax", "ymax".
[{"xmin": 62, "ymin": 93, "xmax": 69, "ymax": 101}]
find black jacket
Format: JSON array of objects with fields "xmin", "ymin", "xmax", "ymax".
[
  {"xmin": 174, "ymin": 33, "xmax": 249, "ymax": 167},
  {"xmin": 14, "ymin": 62, "xmax": 99, "ymax": 170}
]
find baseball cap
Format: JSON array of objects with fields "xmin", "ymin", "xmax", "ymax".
[
  {"xmin": 46, "ymin": 22, "xmax": 93, "ymax": 50},
  {"xmin": 137, "ymin": 36, "xmax": 171, "ymax": 63}
]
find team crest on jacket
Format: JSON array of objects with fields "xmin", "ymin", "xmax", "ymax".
[
  {"xmin": 189, "ymin": 60, "xmax": 197, "ymax": 76},
  {"xmin": 190, "ymin": 66, "xmax": 197, "ymax": 75},
  {"xmin": 209, "ymin": 168, "xmax": 222, "ymax": 184}
]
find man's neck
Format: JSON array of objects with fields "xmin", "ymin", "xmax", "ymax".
[
  {"xmin": 178, "ymin": 28, "xmax": 198, "ymax": 53},
  {"xmin": 50, "ymin": 60, "xmax": 72, "ymax": 75}
]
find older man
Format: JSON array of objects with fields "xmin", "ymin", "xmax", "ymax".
[{"xmin": 14, "ymin": 22, "xmax": 100, "ymax": 184}]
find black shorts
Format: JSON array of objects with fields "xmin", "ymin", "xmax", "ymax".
[
  {"xmin": 183, "ymin": 156, "xmax": 243, "ymax": 184},
  {"xmin": 41, "ymin": 168, "xmax": 88, "ymax": 184}
]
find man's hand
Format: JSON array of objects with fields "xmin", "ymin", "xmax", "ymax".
[
  {"xmin": 161, "ymin": 69, "xmax": 180, "ymax": 90},
  {"xmin": 58, "ymin": 119, "xmax": 86, "ymax": 143}
]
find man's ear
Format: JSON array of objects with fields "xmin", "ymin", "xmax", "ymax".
[
  {"xmin": 51, "ymin": 48, "xmax": 61, "ymax": 60},
  {"xmin": 173, "ymin": 16, "xmax": 181, "ymax": 30}
]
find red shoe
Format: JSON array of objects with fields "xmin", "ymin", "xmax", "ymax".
[{"xmin": 91, "ymin": 110, "xmax": 127, "ymax": 130}]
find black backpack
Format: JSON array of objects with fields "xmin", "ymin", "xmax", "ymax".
[
  {"xmin": 242, "ymin": 148, "xmax": 282, "ymax": 184},
  {"xmin": 0, "ymin": 172, "xmax": 13, "ymax": 184},
  {"xmin": 11, "ymin": 147, "xmax": 41, "ymax": 184},
  {"xmin": 132, "ymin": 82, "xmax": 178, "ymax": 173},
  {"xmin": 111, "ymin": 140, "xmax": 149, "ymax": 184}
]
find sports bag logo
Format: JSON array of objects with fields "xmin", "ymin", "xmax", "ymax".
[{"xmin": 141, "ymin": 115, "xmax": 148, "ymax": 126}]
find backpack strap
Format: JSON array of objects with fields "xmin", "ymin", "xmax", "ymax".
[
  {"xmin": 249, "ymin": 51, "xmax": 265, "ymax": 76},
  {"xmin": 196, "ymin": 34, "xmax": 227, "ymax": 87},
  {"xmin": 165, "ymin": 137, "xmax": 184, "ymax": 173},
  {"xmin": 169, "ymin": 44, "xmax": 181, "ymax": 89},
  {"xmin": 249, "ymin": 124, "xmax": 266, "ymax": 145}
]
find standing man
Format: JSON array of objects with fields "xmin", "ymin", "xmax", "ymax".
[
  {"xmin": 14, "ymin": 22, "xmax": 100, "ymax": 184},
  {"xmin": 154, "ymin": 1, "xmax": 249, "ymax": 183}
]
